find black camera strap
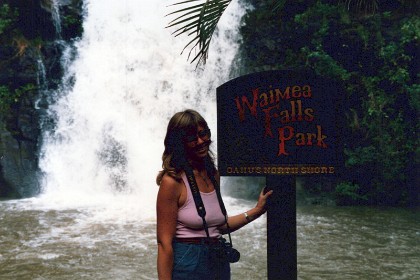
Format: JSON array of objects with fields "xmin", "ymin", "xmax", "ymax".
[
  {"xmin": 184, "ymin": 166, "xmax": 210, "ymax": 237},
  {"xmin": 183, "ymin": 164, "xmax": 233, "ymax": 244}
]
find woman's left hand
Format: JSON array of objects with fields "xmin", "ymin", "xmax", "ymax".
[{"xmin": 255, "ymin": 187, "xmax": 273, "ymax": 215}]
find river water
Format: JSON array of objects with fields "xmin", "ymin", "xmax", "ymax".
[{"xmin": 0, "ymin": 197, "xmax": 418, "ymax": 280}]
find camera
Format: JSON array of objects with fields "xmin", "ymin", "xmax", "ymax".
[
  {"xmin": 210, "ymin": 238, "xmax": 240, "ymax": 263},
  {"xmin": 220, "ymin": 238, "xmax": 240, "ymax": 263}
]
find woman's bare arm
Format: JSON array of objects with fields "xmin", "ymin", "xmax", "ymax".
[
  {"xmin": 156, "ymin": 175, "xmax": 182, "ymax": 280},
  {"xmin": 215, "ymin": 173, "xmax": 273, "ymax": 234}
]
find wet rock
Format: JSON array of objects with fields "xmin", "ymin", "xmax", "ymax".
[{"xmin": 0, "ymin": 45, "xmax": 42, "ymax": 197}]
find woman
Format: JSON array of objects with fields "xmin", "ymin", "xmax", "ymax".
[{"xmin": 156, "ymin": 109, "xmax": 273, "ymax": 280}]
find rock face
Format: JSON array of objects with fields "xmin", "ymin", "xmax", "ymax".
[
  {"xmin": 0, "ymin": 101, "xmax": 40, "ymax": 197},
  {"xmin": 0, "ymin": 0, "xmax": 83, "ymax": 198}
]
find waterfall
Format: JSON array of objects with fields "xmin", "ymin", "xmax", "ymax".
[
  {"xmin": 51, "ymin": 0, "xmax": 62, "ymax": 38},
  {"xmin": 35, "ymin": 55, "xmax": 48, "ymax": 111},
  {"xmin": 36, "ymin": 56, "xmax": 47, "ymax": 91},
  {"xmin": 38, "ymin": 0, "xmax": 245, "ymax": 218}
]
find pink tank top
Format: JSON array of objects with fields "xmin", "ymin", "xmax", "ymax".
[{"xmin": 176, "ymin": 173, "xmax": 225, "ymax": 238}]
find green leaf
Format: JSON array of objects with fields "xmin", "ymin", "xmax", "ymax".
[
  {"xmin": 272, "ymin": 0, "xmax": 287, "ymax": 12},
  {"xmin": 166, "ymin": 0, "xmax": 232, "ymax": 66}
]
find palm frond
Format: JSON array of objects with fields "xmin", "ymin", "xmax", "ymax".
[
  {"xmin": 272, "ymin": 0, "xmax": 287, "ymax": 12},
  {"xmin": 340, "ymin": 0, "xmax": 379, "ymax": 15},
  {"xmin": 166, "ymin": 0, "xmax": 232, "ymax": 66}
]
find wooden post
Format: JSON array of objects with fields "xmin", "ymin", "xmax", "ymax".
[{"xmin": 266, "ymin": 176, "xmax": 297, "ymax": 280}]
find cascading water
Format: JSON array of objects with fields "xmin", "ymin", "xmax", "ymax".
[
  {"xmin": 51, "ymin": 0, "xmax": 62, "ymax": 38},
  {"xmin": 38, "ymin": 0, "xmax": 246, "ymax": 219},
  {"xmin": 36, "ymin": 0, "xmax": 75, "ymax": 150},
  {"xmin": 35, "ymin": 54, "xmax": 49, "ymax": 113},
  {"xmin": 36, "ymin": 56, "xmax": 47, "ymax": 90}
]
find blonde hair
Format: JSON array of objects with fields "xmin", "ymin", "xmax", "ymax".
[{"xmin": 156, "ymin": 109, "xmax": 216, "ymax": 185}]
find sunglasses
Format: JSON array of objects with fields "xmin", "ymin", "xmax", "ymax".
[{"xmin": 184, "ymin": 128, "xmax": 211, "ymax": 143}]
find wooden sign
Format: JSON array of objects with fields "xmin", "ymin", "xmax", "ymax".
[
  {"xmin": 216, "ymin": 70, "xmax": 344, "ymax": 280},
  {"xmin": 217, "ymin": 70, "xmax": 343, "ymax": 176}
]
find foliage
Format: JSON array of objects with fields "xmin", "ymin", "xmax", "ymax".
[
  {"xmin": 0, "ymin": 86, "xmax": 12, "ymax": 114},
  {"xmin": 0, "ymin": 4, "xmax": 17, "ymax": 35},
  {"xmin": 166, "ymin": 0, "xmax": 232, "ymax": 65},
  {"xmin": 238, "ymin": 1, "xmax": 419, "ymax": 205},
  {"xmin": 0, "ymin": 84, "xmax": 37, "ymax": 116},
  {"xmin": 339, "ymin": 0, "xmax": 379, "ymax": 14},
  {"xmin": 335, "ymin": 181, "xmax": 368, "ymax": 205},
  {"xmin": 60, "ymin": 1, "xmax": 84, "ymax": 40},
  {"xmin": 166, "ymin": 0, "xmax": 290, "ymax": 66}
]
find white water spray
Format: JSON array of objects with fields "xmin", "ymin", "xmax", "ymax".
[{"xmin": 38, "ymin": 0, "xmax": 245, "ymax": 219}]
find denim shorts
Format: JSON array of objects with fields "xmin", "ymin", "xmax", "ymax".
[{"xmin": 172, "ymin": 241, "xmax": 231, "ymax": 280}]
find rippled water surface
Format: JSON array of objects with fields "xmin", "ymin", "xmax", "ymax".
[
  {"xmin": 1, "ymin": 199, "xmax": 418, "ymax": 279},
  {"xmin": 296, "ymin": 205, "xmax": 419, "ymax": 280}
]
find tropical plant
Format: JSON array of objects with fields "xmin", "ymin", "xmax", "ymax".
[
  {"xmin": 340, "ymin": 0, "xmax": 379, "ymax": 14},
  {"xmin": 166, "ymin": 0, "xmax": 232, "ymax": 65},
  {"xmin": 0, "ymin": 3, "xmax": 17, "ymax": 35},
  {"xmin": 166, "ymin": 0, "xmax": 418, "ymax": 66},
  {"xmin": 238, "ymin": 0, "xmax": 419, "ymax": 205},
  {"xmin": 0, "ymin": 84, "xmax": 37, "ymax": 116}
]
